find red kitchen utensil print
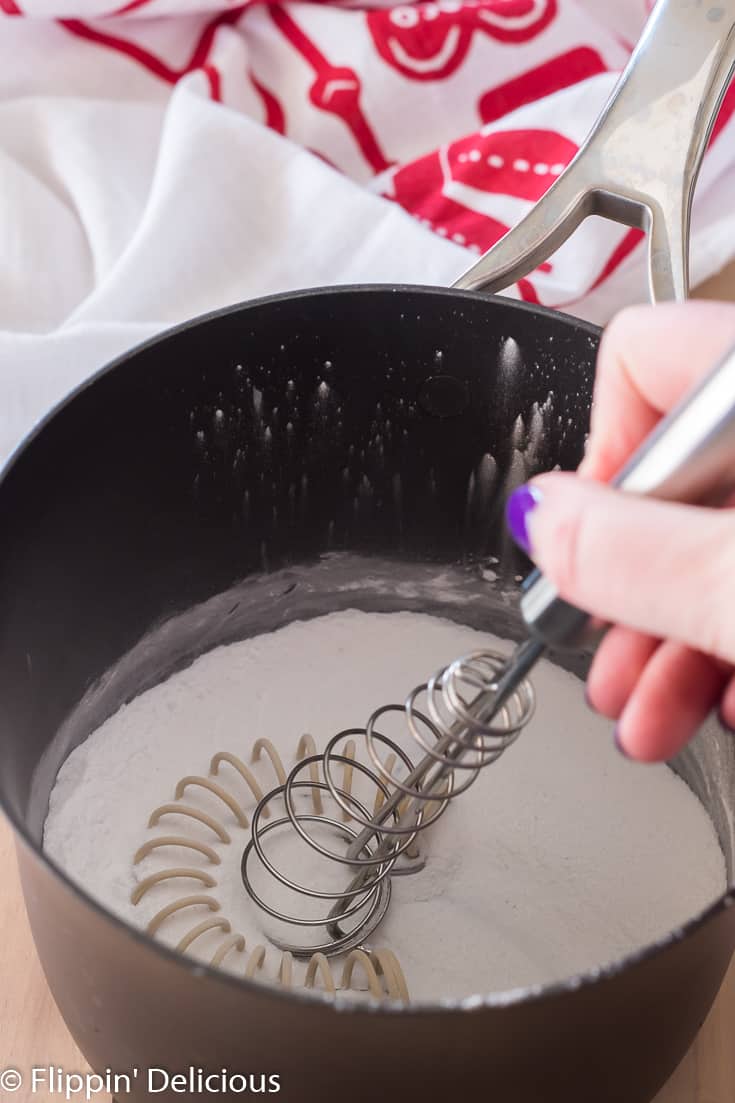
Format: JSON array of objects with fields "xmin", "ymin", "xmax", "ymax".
[
  {"xmin": 367, "ymin": 0, "xmax": 558, "ymax": 82},
  {"xmin": 478, "ymin": 46, "xmax": 608, "ymax": 125},
  {"xmin": 271, "ymin": 6, "xmax": 392, "ymax": 173},
  {"xmin": 59, "ymin": 11, "xmax": 248, "ymax": 100},
  {"xmin": 385, "ymin": 127, "xmax": 576, "ymax": 242},
  {"xmin": 37, "ymin": 0, "xmax": 733, "ymax": 313},
  {"xmin": 380, "ymin": 126, "xmax": 576, "ymax": 300}
]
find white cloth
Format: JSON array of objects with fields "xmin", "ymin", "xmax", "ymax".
[{"xmin": 1, "ymin": 0, "xmax": 734, "ymax": 464}]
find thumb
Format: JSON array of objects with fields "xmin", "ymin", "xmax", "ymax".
[{"xmin": 506, "ymin": 473, "xmax": 735, "ymax": 664}]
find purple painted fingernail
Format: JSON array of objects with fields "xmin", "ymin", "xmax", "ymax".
[
  {"xmin": 613, "ymin": 726, "xmax": 630, "ymax": 759},
  {"xmin": 505, "ymin": 483, "xmax": 542, "ymax": 556}
]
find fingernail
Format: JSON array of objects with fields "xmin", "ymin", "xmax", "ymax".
[
  {"xmin": 613, "ymin": 726, "xmax": 631, "ymax": 759},
  {"xmin": 717, "ymin": 709, "xmax": 735, "ymax": 736},
  {"xmin": 505, "ymin": 483, "xmax": 542, "ymax": 556}
]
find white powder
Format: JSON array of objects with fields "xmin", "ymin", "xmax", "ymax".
[{"xmin": 44, "ymin": 610, "xmax": 726, "ymax": 1002}]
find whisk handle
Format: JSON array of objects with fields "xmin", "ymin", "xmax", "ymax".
[{"xmin": 520, "ymin": 339, "xmax": 735, "ymax": 647}]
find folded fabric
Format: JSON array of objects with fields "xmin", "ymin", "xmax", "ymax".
[{"xmin": 0, "ymin": 0, "xmax": 734, "ymax": 462}]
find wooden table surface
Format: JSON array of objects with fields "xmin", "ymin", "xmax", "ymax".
[{"xmin": 3, "ymin": 265, "xmax": 735, "ymax": 1101}]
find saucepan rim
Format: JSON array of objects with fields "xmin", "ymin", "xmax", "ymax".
[{"xmin": 2, "ymin": 283, "xmax": 733, "ymax": 1016}]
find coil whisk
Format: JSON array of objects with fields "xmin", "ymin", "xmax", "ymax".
[
  {"xmin": 131, "ymin": 737, "xmax": 409, "ymax": 1000},
  {"xmin": 241, "ymin": 646, "xmax": 536, "ymax": 957}
]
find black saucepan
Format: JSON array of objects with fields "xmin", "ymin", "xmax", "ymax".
[{"xmin": 0, "ymin": 286, "xmax": 733, "ymax": 1103}]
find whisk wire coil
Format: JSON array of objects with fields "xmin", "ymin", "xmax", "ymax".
[
  {"xmin": 242, "ymin": 647, "xmax": 536, "ymax": 957},
  {"xmin": 132, "ymin": 736, "xmax": 408, "ymax": 1000}
]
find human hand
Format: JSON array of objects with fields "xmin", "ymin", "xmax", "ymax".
[{"xmin": 505, "ymin": 301, "xmax": 735, "ymax": 763}]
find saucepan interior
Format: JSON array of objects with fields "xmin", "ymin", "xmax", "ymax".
[{"xmin": 0, "ymin": 286, "xmax": 734, "ymax": 1103}]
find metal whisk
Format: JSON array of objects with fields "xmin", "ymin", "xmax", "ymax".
[
  {"xmin": 240, "ymin": 0, "xmax": 735, "ymax": 958},
  {"xmin": 241, "ymin": 639, "xmax": 540, "ymax": 956},
  {"xmin": 241, "ymin": 330, "xmax": 735, "ymax": 960}
]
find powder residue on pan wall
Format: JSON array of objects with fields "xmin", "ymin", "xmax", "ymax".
[{"xmin": 184, "ymin": 333, "xmax": 583, "ymax": 582}]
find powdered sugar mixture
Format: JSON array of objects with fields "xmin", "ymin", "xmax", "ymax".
[{"xmin": 44, "ymin": 611, "xmax": 726, "ymax": 1002}]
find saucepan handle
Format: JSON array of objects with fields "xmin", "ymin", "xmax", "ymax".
[{"xmin": 453, "ymin": 0, "xmax": 735, "ymax": 304}]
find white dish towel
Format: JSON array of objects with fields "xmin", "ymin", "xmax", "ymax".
[{"xmin": 1, "ymin": 0, "xmax": 734, "ymax": 462}]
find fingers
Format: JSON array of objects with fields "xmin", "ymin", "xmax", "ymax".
[
  {"xmin": 581, "ymin": 302, "xmax": 735, "ymax": 482},
  {"xmin": 586, "ymin": 627, "xmax": 659, "ymax": 718},
  {"xmin": 588, "ymin": 633, "xmax": 731, "ymax": 761},
  {"xmin": 614, "ymin": 642, "xmax": 729, "ymax": 762},
  {"xmin": 516, "ymin": 301, "xmax": 735, "ymax": 760},
  {"xmin": 508, "ymin": 473, "xmax": 735, "ymax": 664}
]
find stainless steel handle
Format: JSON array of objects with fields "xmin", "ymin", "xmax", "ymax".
[
  {"xmin": 454, "ymin": 0, "xmax": 735, "ymax": 303},
  {"xmin": 521, "ymin": 340, "xmax": 735, "ymax": 646}
]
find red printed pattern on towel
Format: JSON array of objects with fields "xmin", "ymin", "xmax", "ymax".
[
  {"xmin": 367, "ymin": 0, "xmax": 557, "ymax": 81},
  {"xmin": 46, "ymin": 0, "xmax": 735, "ymax": 306}
]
